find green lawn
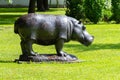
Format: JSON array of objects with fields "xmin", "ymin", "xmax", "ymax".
[
  {"xmin": 0, "ymin": 8, "xmax": 66, "ymax": 25},
  {"xmin": 0, "ymin": 8, "xmax": 120, "ymax": 80}
]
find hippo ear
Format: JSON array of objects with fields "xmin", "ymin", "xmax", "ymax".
[{"xmin": 68, "ymin": 17, "xmax": 79, "ymax": 24}]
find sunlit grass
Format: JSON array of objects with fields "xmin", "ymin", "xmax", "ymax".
[{"xmin": 0, "ymin": 24, "xmax": 120, "ymax": 80}]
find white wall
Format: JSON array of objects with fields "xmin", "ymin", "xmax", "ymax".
[
  {"xmin": 0, "ymin": 0, "xmax": 65, "ymax": 7},
  {"xmin": 12, "ymin": 0, "xmax": 29, "ymax": 6},
  {"xmin": 0, "ymin": 0, "xmax": 9, "ymax": 5},
  {"xmin": 49, "ymin": 0, "xmax": 65, "ymax": 5}
]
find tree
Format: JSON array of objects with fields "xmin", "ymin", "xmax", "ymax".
[
  {"xmin": 65, "ymin": 0, "xmax": 85, "ymax": 20},
  {"xmin": 28, "ymin": 0, "xmax": 36, "ymax": 13},
  {"xmin": 37, "ymin": 0, "xmax": 49, "ymax": 11},
  {"xmin": 102, "ymin": 0, "xmax": 112, "ymax": 22},
  {"xmin": 8, "ymin": 0, "xmax": 12, "ymax": 4},
  {"xmin": 3, "ymin": 0, "xmax": 12, "ymax": 4},
  {"xmin": 84, "ymin": 0, "xmax": 103, "ymax": 24},
  {"xmin": 110, "ymin": 0, "xmax": 120, "ymax": 23},
  {"xmin": 28, "ymin": 0, "xmax": 49, "ymax": 13}
]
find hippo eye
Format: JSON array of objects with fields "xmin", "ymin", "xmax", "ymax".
[{"xmin": 82, "ymin": 26, "xmax": 86, "ymax": 30}]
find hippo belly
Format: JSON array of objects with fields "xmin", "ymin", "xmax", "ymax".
[
  {"xmin": 35, "ymin": 29, "xmax": 58, "ymax": 45},
  {"xmin": 33, "ymin": 21, "xmax": 58, "ymax": 45}
]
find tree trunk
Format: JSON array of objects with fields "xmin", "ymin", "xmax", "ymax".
[
  {"xmin": 28, "ymin": 0, "xmax": 36, "ymax": 13},
  {"xmin": 28, "ymin": 0, "xmax": 49, "ymax": 13},
  {"xmin": 44, "ymin": 0, "xmax": 49, "ymax": 10},
  {"xmin": 56, "ymin": 0, "xmax": 59, "ymax": 8},
  {"xmin": 37, "ymin": 0, "xmax": 49, "ymax": 11},
  {"xmin": 37, "ymin": 0, "xmax": 45, "ymax": 11}
]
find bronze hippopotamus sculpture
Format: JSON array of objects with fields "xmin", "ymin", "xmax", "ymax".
[{"xmin": 14, "ymin": 13, "xmax": 94, "ymax": 58}]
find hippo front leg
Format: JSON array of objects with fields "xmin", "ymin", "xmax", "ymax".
[
  {"xmin": 55, "ymin": 39, "xmax": 68, "ymax": 57},
  {"xmin": 20, "ymin": 39, "xmax": 37, "ymax": 56}
]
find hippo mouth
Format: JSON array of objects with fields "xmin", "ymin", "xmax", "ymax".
[{"xmin": 81, "ymin": 36, "xmax": 94, "ymax": 46}]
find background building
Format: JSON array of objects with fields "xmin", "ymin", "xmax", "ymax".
[{"xmin": 0, "ymin": 0, "xmax": 65, "ymax": 7}]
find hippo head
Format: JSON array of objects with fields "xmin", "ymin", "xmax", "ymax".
[{"xmin": 72, "ymin": 21, "xmax": 94, "ymax": 46}]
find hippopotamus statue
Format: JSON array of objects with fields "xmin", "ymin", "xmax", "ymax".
[{"xmin": 14, "ymin": 13, "xmax": 94, "ymax": 57}]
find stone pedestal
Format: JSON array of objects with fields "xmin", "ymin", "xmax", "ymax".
[{"xmin": 15, "ymin": 54, "xmax": 80, "ymax": 63}]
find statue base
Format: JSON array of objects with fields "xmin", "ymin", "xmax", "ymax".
[{"xmin": 15, "ymin": 54, "xmax": 80, "ymax": 63}]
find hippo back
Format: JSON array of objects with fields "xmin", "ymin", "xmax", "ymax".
[{"xmin": 14, "ymin": 13, "xmax": 75, "ymax": 45}]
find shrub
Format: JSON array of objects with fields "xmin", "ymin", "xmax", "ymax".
[
  {"xmin": 84, "ymin": 0, "xmax": 103, "ymax": 24},
  {"xmin": 102, "ymin": 9, "xmax": 112, "ymax": 22},
  {"xmin": 110, "ymin": 0, "xmax": 120, "ymax": 23},
  {"xmin": 65, "ymin": 0, "xmax": 85, "ymax": 20}
]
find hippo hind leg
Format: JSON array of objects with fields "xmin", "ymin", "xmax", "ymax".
[
  {"xmin": 20, "ymin": 39, "xmax": 37, "ymax": 56},
  {"xmin": 55, "ymin": 39, "xmax": 68, "ymax": 57}
]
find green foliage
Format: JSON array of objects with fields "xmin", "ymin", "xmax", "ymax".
[
  {"xmin": 110, "ymin": 0, "xmax": 120, "ymax": 23},
  {"xmin": 8, "ymin": 0, "xmax": 12, "ymax": 4},
  {"xmin": 102, "ymin": 0, "xmax": 112, "ymax": 22},
  {"xmin": 4, "ymin": 0, "xmax": 12, "ymax": 4},
  {"xmin": 84, "ymin": 0, "xmax": 103, "ymax": 24},
  {"xmin": 103, "ymin": 0, "xmax": 111, "ymax": 9},
  {"xmin": 102, "ymin": 9, "xmax": 112, "ymax": 22},
  {"xmin": 65, "ymin": 0, "xmax": 85, "ymax": 20}
]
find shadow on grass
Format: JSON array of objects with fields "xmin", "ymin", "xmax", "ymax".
[
  {"xmin": 0, "ymin": 8, "xmax": 65, "ymax": 25},
  {"xmin": 0, "ymin": 8, "xmax": 28, "ymax": 13},
  {"xmin": 0, "ymin": 60, "xmax": 14, "ymax": 63},
  {"xmin": 0, "ymin": 8, "xmax": 65, "ymax": 13},
  {"xmin": 65, "ymin": 43, "xmax": 120, "ymax": 51},
  {"xmin": 48, "ymin": 8, "xmax": 65, "ymax": 11},
  {"xmin": 0, "ymin": 43, "xmax": 119, "ymax": 63},
  {"xmin": 0, "ymin": 14, "xmax": 22, "ymax": 25}
]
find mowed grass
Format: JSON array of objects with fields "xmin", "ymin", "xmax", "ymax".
[
  {"xmin": 0, "ymin": 8, "xmax": 65, "ymax": 25},
  {"xmin": 0, "ymin": 8, "xmax": 120, "ymax": 80}
]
